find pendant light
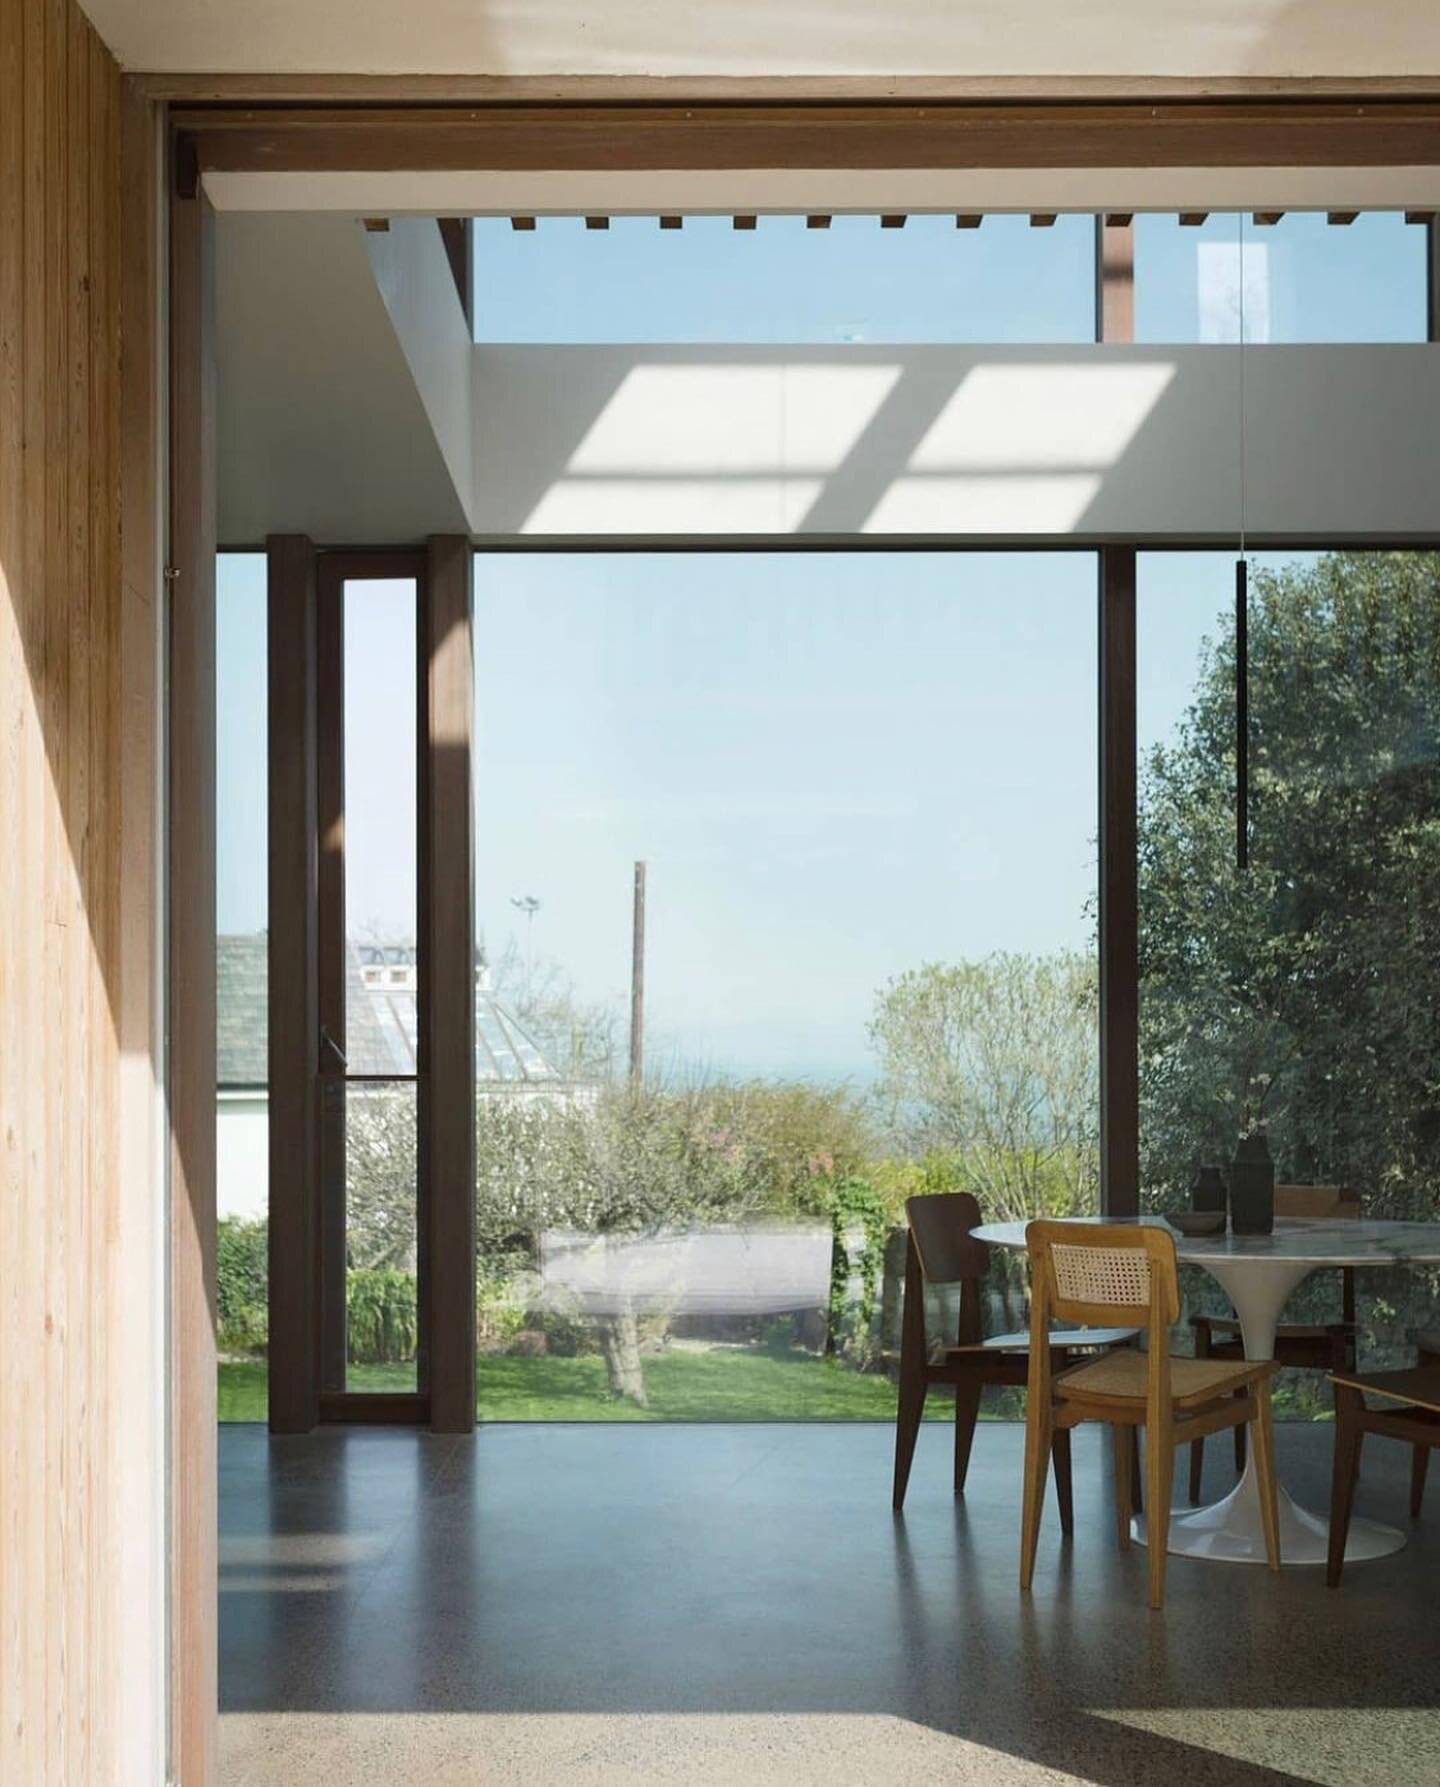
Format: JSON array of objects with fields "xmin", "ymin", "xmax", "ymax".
[{"xmin": 1235, "ymin": 209, "xmax": 1250, "ymax": 871}]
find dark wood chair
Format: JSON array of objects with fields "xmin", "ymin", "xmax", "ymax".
[
  {"xmin": 1188, "ymin": 1185, "xmax": 1359, "ymax": 1502},
  {"xmin": 1406, "ymin": 1329, "xmax": 1440, "ymax": 1514},
  {"xmin": 892, "ymin": 1192, "xmax": 1139, "ymax": 1516},
  {"xmin": 1327, "ymin": 1361, "xmax": 1440, "ymax": 1585}
]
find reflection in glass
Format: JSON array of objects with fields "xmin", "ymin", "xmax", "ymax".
[{"xmin": 1135, "ymin": 212, "xmax": 1426, "ymax": 344}]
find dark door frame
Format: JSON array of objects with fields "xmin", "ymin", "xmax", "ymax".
[{"xmin": 265, "ymin": 543, "xmax": 476, "ymax": 1432}]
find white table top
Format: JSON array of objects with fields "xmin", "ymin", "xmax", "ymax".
[{"xmin": 970, "ymin": 1214, "xmax": 1440, "ymax": 1268}]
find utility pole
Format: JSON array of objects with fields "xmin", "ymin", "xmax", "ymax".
[{"xmin": 629, "ymin": 861, "xmax": 646, "ymax": 1087}]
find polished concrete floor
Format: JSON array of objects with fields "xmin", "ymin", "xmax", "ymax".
[{"xmin": 221, "ymin": 1419, "xmax": 1440, "ymax": 1786}]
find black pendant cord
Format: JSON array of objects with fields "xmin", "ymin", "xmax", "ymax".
[{"xmin": 1236, "ymin": 554, "xmax": 1249, "ymax": 870}]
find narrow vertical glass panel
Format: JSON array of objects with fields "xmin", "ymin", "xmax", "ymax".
[
  {"xmin": 1138, "ymin": 550, "xmax": 1440, "ymax": 1415},
  {"xmin": 344, "ymin": 1081, "xmax": 420, "ymax": 1393},
  {"xmin": 216, "ymin": 552, "xmax": 270, "ymax": 1421},
  {"xmin": 472, "ymin": 551, "xmax": 1098, "ymax": 1420},
  {"xmin": 1135, "ymin": 211, "xmax": 1426, "ymax": 342},
  {"xmin": 340, "ymin": 576, "xmax": 421, "ymax": 1395},
  {"xmin": 343, "ymin": 578, "xmax": 419, "ymax": 1075},
  {"xmin": 472, "ymin": 213, "xmax": 1097, "ymax": 344}
]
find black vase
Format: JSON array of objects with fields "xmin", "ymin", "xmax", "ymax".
[
  {"xmin": 1229, "ymin": 1132, "xmax": 1275, "ymax": 1236},
  {"xmin": 1191, "ymin": 1166, "xmax": 1229, "ymax": 1217}
]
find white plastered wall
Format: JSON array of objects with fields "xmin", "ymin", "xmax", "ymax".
[{"xmin": 469, "ymin": 343, "xmax": 1440, "ymax": 542}]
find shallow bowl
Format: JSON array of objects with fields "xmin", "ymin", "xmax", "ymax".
[{"xmin": 1164, "ymin": 1209, "xmax": 1227, "ymax": 1237}]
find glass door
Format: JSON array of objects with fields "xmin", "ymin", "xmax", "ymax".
[{"xmin": 317, "ymin": 558, "xmax": 427, "ymax": 1399}]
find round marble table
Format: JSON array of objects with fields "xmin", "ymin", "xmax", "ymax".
[{"xmin": 972, "ymin": 1215, "xmax": 1440, "ymax": 1566}]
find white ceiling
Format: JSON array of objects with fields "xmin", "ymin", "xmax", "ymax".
[{"xmin": 79, "ymin": 0, "xmax": 1440, "ymax": 79}]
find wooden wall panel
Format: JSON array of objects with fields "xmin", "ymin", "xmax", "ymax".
[
  {"xmin": 169, "ymin": 170, "xmax": 219, "ymax": 1785},
  {"xmin": 0, "ymin": 2, "xmax": 167, "ymax": 1781}
]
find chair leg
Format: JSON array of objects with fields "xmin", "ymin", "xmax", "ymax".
[
  {"xmin": 1020, "ymin": 1402, "xmax": 1052, "ymax": 1591},
  {"xmin": 1051, "ymin": 1425, "xmax": 1074, "ymax": 1536},
  {"xmin": 1111, "ymin": 1425, "xmax": 1133, "ymax": 1551},
  {"xmin": 1411, "ymin": 1443, "xmax": 1430, "ymax": 1519},
  {"xmin": 1131, "ymin": 1426, "xmax": 1143, "ymax": 1515},
  {"xmin": 1250, "ymin": 1380, "xmax": 1282, "ymax": 1573},
  {"xmin": 1328, "ymin": 1386, "xmax": 1364, "ymax": 1588},
  {"xmin": 1233, "ymin": 1397, "xmax": 1247, "ymax": 1473},
  {"xmin": 1188, "ymin": 1433, "xmax": 1205, "ymax": 1505},
  {"xmin": 1146, "ymin": 1429, "xmax": 1175, "ymax": 1610},
  {"xmin": 953, "ymin": 1377, "xmax": 982, "ymax": 1499},
  {"xmin": 892, "ymin": 1372, "xmax": 927, "ymax": 1511}
]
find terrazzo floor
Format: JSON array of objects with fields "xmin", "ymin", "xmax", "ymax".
[{"xmin": 220, "ymin": 1419, "xmax": 1440, "ymax": 1786}]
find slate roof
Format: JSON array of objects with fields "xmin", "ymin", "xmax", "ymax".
[
  {"xmin": 217, "ymin": 934, "xmax": 270, "ymax": 1085},
  {"xmin": 217, "ymin": 933, "xmax": 565, "ymax": 1087}
]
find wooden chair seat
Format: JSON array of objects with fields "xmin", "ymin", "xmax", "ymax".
[
  {"xmin": 1057, "ymin": 1347, "xmax": 1273, "ymax": 1411},
  {"xmin": 1328, "ymin": 1364, "xmax": 1440, "ymax": 1584},
  {"xmin": 944, "ymin": 1325, "xmax": 1138, "ymax": 1356}
]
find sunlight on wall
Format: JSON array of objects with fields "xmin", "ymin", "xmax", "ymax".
[
  {"xmin": 864, "ymin": 361, "xmax": 1176, "ymax": 531},
  {"xmin": 523, "ymin": 361, "xmax": 896, "ymax": 530},
  {"xmin": 563, "ymin": 363, "xmax": 902, "ymax": 474},
  {"xmin": 518, "ymin": 357, "xmax": 1174, "ymax": 535},
  {"xmin": 525, "ymin": 476, "xmax": 825, "ymax": 533}
]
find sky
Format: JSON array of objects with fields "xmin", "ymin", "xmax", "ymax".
[
  {"xmin": 218, "ymin": 548, "xmax": 1319, "ymax": 1084},
  {"xmin": 470, "ymin": 210, "xmax": 1424, "ymax": 347},
  {"xmin": 216, "ymin": 208, "xmax": 1418, "ymax": 1085}
]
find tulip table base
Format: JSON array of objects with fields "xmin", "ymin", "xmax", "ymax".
[
  {"xmin": 1132, "ymin": 1460, "xmax": 1404, "ymax": 1564},
  {"xmin": 1132, "ymin": 1252, "xmax": 1404, "ymax": 1565}
]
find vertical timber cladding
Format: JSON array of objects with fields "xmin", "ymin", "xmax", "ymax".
[
  {"xmin": 170, "ymin": 133, "xmax": 220, "ymax": 1787},
  {"xmin": 0, "ymin": 0, "xmax": 165, "ymax": 1782}
]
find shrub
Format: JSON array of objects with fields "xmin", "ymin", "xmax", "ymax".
[
  {"xmin": 346, "ymin": 1267, "xmax": 418, "ymax": 1364},
  {"xmin": 824, "ymin": 1174, "xmax": 890, "ymax": 1365},
  {"xmin": 217, "ymin": 1216, "xmax": 269, "ymax": 1355}
]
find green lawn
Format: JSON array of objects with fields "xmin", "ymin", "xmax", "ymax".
[
  {"xmin": 218, "ymin": 1348, "xmax": 955, "ymax": 1423},
  {"xmin": 217, "ymin": 1360, "xmax": 416, "ymax": 1421},
  {"xmin": 218, "ymin": 1348, "xmax": 1338, "ymax": 1425}
]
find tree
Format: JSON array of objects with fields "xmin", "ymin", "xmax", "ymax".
[
  {"xmin": 485, "ymin": 936, "xmax": 620, "ymax": 1081},
  {"xmin": 868, "ymin": 951, "xmax": 1099, "ymax": 1222},
  {"xmin": 475, "ymin": 1082, "xmax": 772, "ymax": 1404},
  {"xmin": 345, "ymin": 1087, "xmax": 419, "ymax": 1270},
  {"xmin": 1138, "ymin": 551, "xmax": 1440, "ymax": 1228}
]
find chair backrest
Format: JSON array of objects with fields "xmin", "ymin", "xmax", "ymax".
[
  {"xmin": 1274, "ymin": 1186, "xmax": 1360, "ymax": 1323},
  {"xmin": 1026, "ymin": 1220, "xmax": 1180, "ymax": 1331},
  {"xmin": 906, "ymin": 1191, "xmax": 989, "ymax": 1286},
  {"xmin": 1275, "ymin": 1184, "xmax": 1359, "ymax": 1221},
  {"xmin": 1025, "ymin": 1221, "xmax": 1179, "ymax": 1419}
]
